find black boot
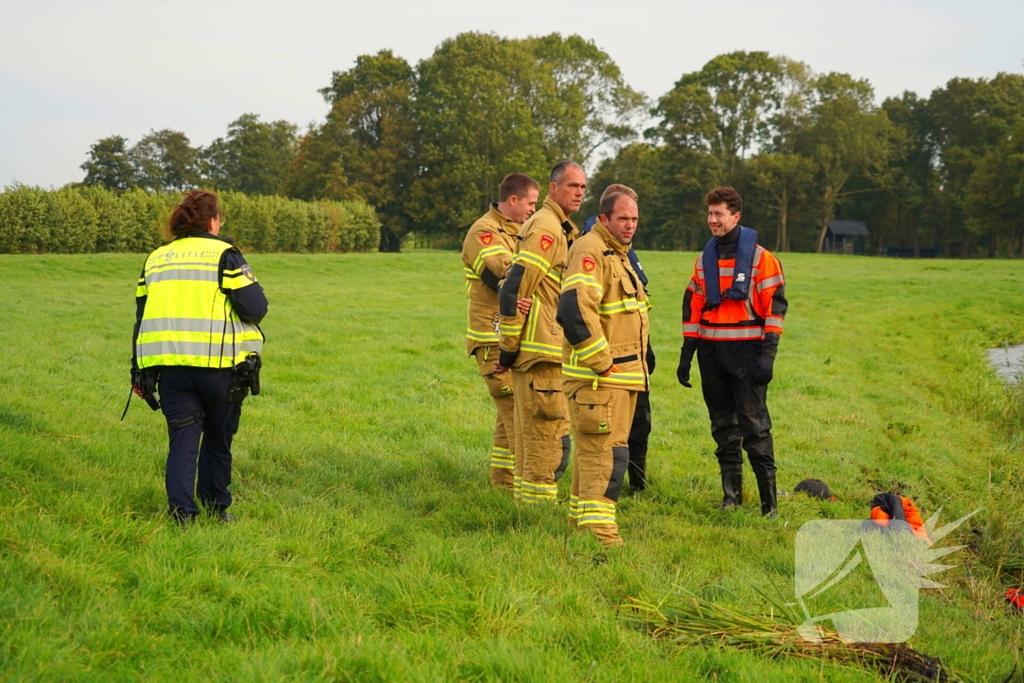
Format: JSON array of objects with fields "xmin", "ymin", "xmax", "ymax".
[
  {"xmin": 756, "ymin": 473, "xmax": 778, "ymax": 518},
  {"xmin": 719, "ymin": 466, "xmax": 743, "ymax": 508}
]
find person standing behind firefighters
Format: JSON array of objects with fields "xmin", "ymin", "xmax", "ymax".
[
  {"xmin": 676, "ymin": 187, "xmax": 787, "ymax": 517},
  {"xmin": 461, "ymin": 173, "xmax": 540, "ymax": 489},
  {"xmin": 581, "ymin": 184, "xmax": 654, "ymax": 494},
  {"xmin": 558, "ymin": 192, "xmax": 649, "ymax": 547},
  {"xmin": 132, "ymin": 190, "xmax": 268, "ymax": 524},
  {"xmin": 496, "ymin": 161, "xmax": 586, "ymax": 503}
]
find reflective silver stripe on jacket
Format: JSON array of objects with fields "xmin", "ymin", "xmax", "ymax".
[
  {"xmin": 756, "ymin": 274, "xmax": 785, "ymax": 292},
  {"xmin": 136, "ymin": 337, "xmax": 263, "ymax": 358},
  {"xmin": 140, "ymin": 318, "xmax": 219, "ymax": 334},
  {"xmin": 144, "ymin": 268, "xmax": 220, "ymax": 284},
  {"xmin": 698, "ymin": 326, "xmax": 764, "ymax": 340}
]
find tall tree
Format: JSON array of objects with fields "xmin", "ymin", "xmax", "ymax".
[
  {"xmin": 964, "ymin": 118, "xmax": 1024, "ymax": 256},
  {"xmin": 751, "ymin": 57, "xmax": 816, "ymax": 251},
  {"xmin": 527, "ymin": 33, "xmax": 647, "ymax": 163},
  {"xmin": 204, "ymin": 114, "xmax": 298, "ymax": 196},
  {"xmin": 651, "ymin": 51, "xmax": 783, "ymax": 174},
  {"xmin": 130, "ymin": 129, "xmax": 200, "ymax": 193},
  {"xmin": 877, "ymin": 91, "xmax": 938, "ymax": 255},
  {"xmin": 81, "ymin": 136, "xmax": 136, "ymax": 191},
  {"xmin": 408, "ymin": 32, "xmax": 646, "ymax": 238},
  {"xmin": 800, "ymin": 73, "xmax": 895, "ymax": 253},
  {"xmin": 408, "ymin": 33, "xmax": 550, "ymax": 236},
  {"xmin": 284, "ymin": 50, "xmax": 418, "ymax": 250},
  {"xmin": 748, "ymin": 152, "xmax": 814, "ymax": 252},
  {"xmin": 928, "ymin": 73, "xmax": 1024, "ymax": 255}
]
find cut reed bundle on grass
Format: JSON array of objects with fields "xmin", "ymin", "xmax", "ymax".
[{"xmin": 619, "ymin": 591, "xmax": 957, "ymax": 683}]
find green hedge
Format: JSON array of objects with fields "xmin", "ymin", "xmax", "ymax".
[{"xmin": 0, "ymin": 185, "xmax": 381, "ymax": 253}]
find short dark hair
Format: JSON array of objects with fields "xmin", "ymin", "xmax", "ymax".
[
  {"xmin": 600, "ymin": 184, "xmax": 638, "ymax": 202},
  {"xmin": 498, "ymin": 173, "xmax": 539, "ymax": 202},
  {"xmin": 599, "ymin": 191, "xmax": 634, "ymax": 218},
  {"xmin": 550, "ymin": 160, "xmax": 583, "ymax": 184},
  {"xmin": 705, "ymin": 186, "xmax": 742, "ymax": 214}
]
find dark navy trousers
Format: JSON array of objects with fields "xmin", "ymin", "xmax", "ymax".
[{"xmin": 158, "ymin": 366, "xmax": 241, "ymax": 519}]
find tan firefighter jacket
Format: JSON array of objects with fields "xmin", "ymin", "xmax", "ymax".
[
  {"xmin": 498, "ymin": 195, "xmax": 578, "ymax": 371},
  {"xmin": 461, "ymin": 204, "xmax": 521, "ymax": 355},
  {"xmin": 557, "ymin": 219, "xmax": 651, "ymax": 396}
]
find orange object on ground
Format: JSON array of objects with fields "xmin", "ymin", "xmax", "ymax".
[{"xmin": 868, "ymin": 493, "xmax": 931, "ymax": 543}]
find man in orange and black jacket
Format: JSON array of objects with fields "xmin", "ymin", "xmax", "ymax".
[{"xmin": 677, "ymin": 187, "xmax": 788, "ymax": 517}]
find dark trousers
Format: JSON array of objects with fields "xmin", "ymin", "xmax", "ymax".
[
  {"xmin": 697, "ymin": 340, "xmax": 775, "ymax": 479},
  {"xmin": 158, "ymin": 366, "xmax": 241, "ymax": 518},
  {"xmin": 627, "ymin": 390, "xmax": 651, "ymax": 490}
]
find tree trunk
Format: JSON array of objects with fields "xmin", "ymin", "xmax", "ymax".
[
  {"xmin": 779, "ymin": 188, "xmax": 789, "ymax": 252},
  {"xmin": 910, "ymin": 212, "xmax": 920, "ymax": 258},
  {"xmin": 379, "ymin": 228, "xmax": 402, "ymax": 252},
  {"xmin": 815, "ymin": 188, "xmax": 832, "ymax": 254}
]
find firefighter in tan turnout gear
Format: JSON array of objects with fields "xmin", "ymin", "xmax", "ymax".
[
  {"xmin": 461, "ymin": 173, "xmax": 541, "ymax": 489},
  {"xmin": 557, "ymin": 192, "xmax": 649, "ymax": 547},
  {"xmin": 496, "ymin": 161, "xmax": 585, "ymax": 503}
]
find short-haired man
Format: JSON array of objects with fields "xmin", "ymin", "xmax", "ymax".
[
  {"xmin": 676, "ymin": 187, "xmax": 788, "ymax": 517},
  {"xmin": 461, "ymin": 172, "xmax": 540, "ymax": 489},
  {"xmin": 497, "ymin": 161, "xmax": 585, "ymax": 503},
  {"xmin": 558, "ymin": 192, "xmax": 650, "ymax": 547},
  {"xmin": 581, "ymin": 184, "xmax": 654, "ymax": 494}
]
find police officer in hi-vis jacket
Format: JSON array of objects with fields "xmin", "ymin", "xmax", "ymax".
[{"xmin": 132, "ymin": 190, "xmax": 267, "ymax": 524}]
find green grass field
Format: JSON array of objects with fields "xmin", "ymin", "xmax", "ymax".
[{"xmin": 1, "ymin": 251, "xmax": 1023, "ymax": 682}]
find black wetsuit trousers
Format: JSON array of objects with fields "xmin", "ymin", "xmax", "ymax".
[{"xmin": 697, "ymin": 339, "xmax": 775, "ymax": 479}]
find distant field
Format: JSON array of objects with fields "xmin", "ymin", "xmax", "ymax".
[{"xmin": 1, "ymin": 251, "xmax": 1022, "ymax": 682}]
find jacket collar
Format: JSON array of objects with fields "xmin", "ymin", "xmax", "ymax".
[
  {"xmin": 591, "ymin": 219, "xmax": 630, "ymax": 257},
  {"xmin": 542, "ymin": 195, "xmax": 577, "ymax": 238},
  {"xmin": 542, "ymin": 195, "xmax": 569, "ymax": 224},
  {"xmin": 489, "ymin": 203, "xmax": 520, "ymax": 236},
  {"xmin": 180, "ymin": 231, "xmax": 234, "ymax": 245}
]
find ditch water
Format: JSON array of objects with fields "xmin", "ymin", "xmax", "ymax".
[{"xmin": 987, "ymin": 344, "xmax": 1024, "ymax": 384}]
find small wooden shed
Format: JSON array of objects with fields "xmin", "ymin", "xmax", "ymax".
[{"xmin": 825, "ymin": 221, "xmax": 870, "ymax": 255}]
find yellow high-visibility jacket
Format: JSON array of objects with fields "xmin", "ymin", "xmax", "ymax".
[
  {"xmin": 135, "ymin": 235, "xmax": 264, "ymax": 369},
  {"xmin": 461, "ymin": 204, "xmax": 520, "ymax": 355},
  {"xmin": 557, "ymin": 219, "xmax": 650, "ymax": 395},
  {"xmin": 498, "ymin": 196, "xmax": 578, "ymax": 371}
]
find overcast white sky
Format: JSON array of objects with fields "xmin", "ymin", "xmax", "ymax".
[{"xmin": 1, "ymin": 0, "xmax": 1021, "ymax": 188}]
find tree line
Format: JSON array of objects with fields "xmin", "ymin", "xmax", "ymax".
[{"xmin": 78, "ymin": 33, "xmax": 1024, "ymax": 256}]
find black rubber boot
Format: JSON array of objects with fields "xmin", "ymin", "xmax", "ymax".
[
  {"xmin": 719, "ymin": 466, "xmax": 743, "ymax": 508},
  {"xmin": 756, "ymin": 473, "xmax": 778, "ymax": 518}
]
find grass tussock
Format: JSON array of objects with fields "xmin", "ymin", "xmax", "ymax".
[{"xmin": 620, "ymin": 590, "xmax": 956, "ymax": 683}]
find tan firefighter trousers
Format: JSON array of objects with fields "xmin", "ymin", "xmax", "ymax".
[
  {"xmin": 474, "ymin": 347, "xmax": 516, "ymax": 489},
  {"xmin": 568, "ymin": 387, "xmax": 637, "ymax": 547},
  {"xmin": 511, "ymin": 362, "xmax": 571, "ymax": 503}
]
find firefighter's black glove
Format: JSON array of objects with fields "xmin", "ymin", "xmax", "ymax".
[
  {"xmin": 645, "ymin": 343, "xmax": 656, "ymax": 375},
  {"xmin": 676, "ymin": 338, "xmax": 697, "ymax": 388},
  {"xmin": 751, "ymin": 355, "xmax": 774, "ymax": 385}
]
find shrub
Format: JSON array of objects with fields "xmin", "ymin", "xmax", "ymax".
[{"xmin": 0, "ymin": 185, "xmax": 380, "ymax": 253}]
